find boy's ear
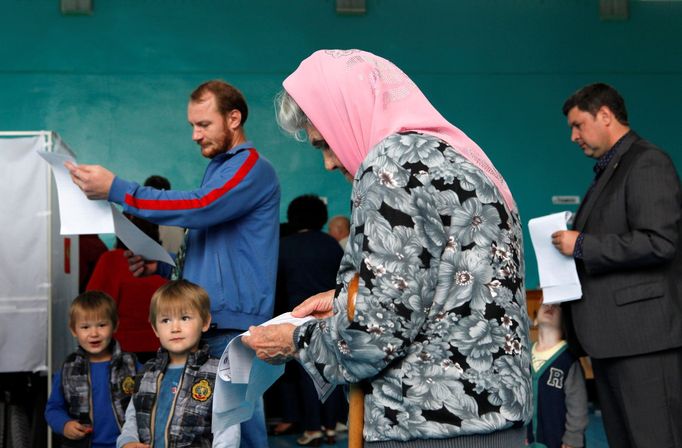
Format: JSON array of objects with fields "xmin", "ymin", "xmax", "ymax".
[
  {"xmin": 151, "ymin": 324, "xmax": 160, "ymax": 338},
  {"xmin": 69, "ymin": 326, "xmax": 77, "ymax": 338},
  {"xmin": 201, "ymin": 315, "xmax": 212, "ymax": 333},
  {"xmin": 112, "ymin": 320, "xmax": 119, "ymax": 333}
]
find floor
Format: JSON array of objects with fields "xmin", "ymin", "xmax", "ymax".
[
  {"xmin": 0, "ymin": 372, "xmax": 611, "ymax": 448},
  {"xmin": 267, "ymin": 409, "xmax": 609, "ymax": 447}
]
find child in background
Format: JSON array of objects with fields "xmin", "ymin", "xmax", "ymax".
[
  {"xmin": 527, "ymin": 300, "xmax": 588, "ymax": 448},
  {"xmin": 116, "ymin": 280, "xmax": 239, "ymax": 448},
  {"xmin": 45, "ymin": 291, "xmax": 139, "ymax": 448}
]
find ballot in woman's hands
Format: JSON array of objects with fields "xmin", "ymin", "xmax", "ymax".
[{"xmin": 241, "ymin": 324, "xmax": 296, "ymax": 365}]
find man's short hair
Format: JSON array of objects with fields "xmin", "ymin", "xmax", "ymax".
[
  {"xmin": 287, "ymin": 194, "xmax": 328, "ymax": 231},
  {"xmin": 190, "ymin": 80, "xmax": 249, "ymax": 126},
  {"xmin": 149, "ymin": 280, "xmax": 211, "ymax": 330},
  {"xmin": 69, "ymin": 291, "xmax": 118, "ymax": 331},
  {"xmin": 562, "ymin": 83, "xmax": 629, "ymax": 125}
]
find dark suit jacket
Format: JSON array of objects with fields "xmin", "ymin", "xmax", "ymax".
[{"xmin": 565, "ymin": 131, "xmax": 682, "ymax": 359}]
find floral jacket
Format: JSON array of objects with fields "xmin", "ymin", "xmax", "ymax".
[{"xmin": 294, "ymin": 132, "xmax": 533, "ymax": 442}]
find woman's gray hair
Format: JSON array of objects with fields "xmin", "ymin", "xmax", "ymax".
[{"xmin": 274, "ymin": 90, "xmax": 310, "ymax": 142}]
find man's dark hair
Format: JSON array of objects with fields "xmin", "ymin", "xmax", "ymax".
[
  {"xmin": 190, "ymin": 80, "xmax": 248, "ymax": 126},
  {"xmin": 287, "ymin": 195, "xmax": 328, "ymax": 232},
  {"xmin": 144, "ymin": 175, "xmax": 171, "ymax": 190},
  {"xmin": 562, "ymin": 83, "xmax": 629, "ymax": 125}
]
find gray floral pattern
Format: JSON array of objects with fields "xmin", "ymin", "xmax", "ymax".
[{"xmin": 295, "ymin": 132, "xmax": 532, "ymax": 442}]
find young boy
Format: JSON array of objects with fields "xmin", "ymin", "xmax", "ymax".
[
  {"xmin": 527, "ymin": 301, "xmax": 589, "ymax": 448},
  {"xmin": 116, "ymin": 280, "xmax": 239, "ymax": 448},
  {"xmin": 45, "ymin": 291, "xmax": 139, "ymax": 448}
]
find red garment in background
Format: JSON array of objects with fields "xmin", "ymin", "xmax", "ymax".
[
  {"xmin": 86, "ymin": 249, "xmax": 167, "ymax": 353},
  {"xmin": 79, "ymin": 234, "xmax": 108, "ymax": 292}
]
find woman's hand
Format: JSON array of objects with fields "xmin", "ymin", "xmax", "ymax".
[
  {"xmin": 241, "ymin": 324, "xmax": 296, "ymax": 364},
  {"xmin": 292, "ymin": 289, "xmax": 334, "ymax": 319}
]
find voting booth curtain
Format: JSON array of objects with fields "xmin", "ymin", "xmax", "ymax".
[{"xmin": 0, "ymin": 133, "xmax": 78, "ymax": 374}]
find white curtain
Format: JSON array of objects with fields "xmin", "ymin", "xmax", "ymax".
[{"xmin": 0, "ymin": 136, "xmax": 49, "ymax": 372}]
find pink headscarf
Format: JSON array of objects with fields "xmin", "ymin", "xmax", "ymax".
[{"xmin": 283, "ymin": 49, "xmax": 515, "ymax": 210}]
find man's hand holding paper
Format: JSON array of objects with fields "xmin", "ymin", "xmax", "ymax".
[
  {"xmin": 64, "ymin": 162, "xmax": 115, "ymax": 200},
  {"xmin": 551, "ymin": 229, "xmax": 580, "ymax": 256}
]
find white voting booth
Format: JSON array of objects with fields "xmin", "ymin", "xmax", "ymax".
[{"xmin": 0, "ymin": 131, "xmax": 79, "ymax": 446}]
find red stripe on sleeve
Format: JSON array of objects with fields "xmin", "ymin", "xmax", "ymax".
[{"xmin": 124, "ymin": 148, "xmax": 259, "ymax": 211}]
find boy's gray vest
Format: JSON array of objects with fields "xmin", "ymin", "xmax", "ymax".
[
  {"xmin": 61, "ymin": 340, "xmax": 137, "ymax": 448},
  {"xmin": 133, "ymin": 345, "xmax": 218, "ymax": 447}
]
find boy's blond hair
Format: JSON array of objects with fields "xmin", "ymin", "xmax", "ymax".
[
  {"xmin": 69, "ymin": 290, "xmax": 118, "ymax": 330},
  {"xmin": 149, "ymin": 280, "xmax": 211, "ymax": 330}
]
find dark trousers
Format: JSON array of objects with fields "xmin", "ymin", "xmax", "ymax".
[
  {"xmin": 591, "ymin": 347, "xmax": 682, "ymax": 448},
  {"xmin": 279, "ymin": 362, "xmax": 346, "ymax": 431}
]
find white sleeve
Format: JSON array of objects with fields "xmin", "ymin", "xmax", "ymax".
[
  {"xmin": 116, "ymin": 400, "xmax": 140, "ymax": 448},
  {"xmin": 212, "ymin": 423, "xmax": 241, "ymax": 448}
]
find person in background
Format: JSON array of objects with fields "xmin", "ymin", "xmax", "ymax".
[
  {"xmin": 243, "ymin": 49, "xmax": 532, "ymax": 447},
  {"xmin": 327, "ymin": 215, "xmax": 350, "ymax": 249},
  {"xmin": 45, "ymin": 291, "xmax": 139, "ymax": 448},
  {"xmin": 527, "ymin": 300, "xmax": 588, "ymax": 448},
  {"xmin": 66, "ymin": 80, "xmax": 280, "ymax": 448},
  {"xmin": 79, "ymin": 234, "xmax": 108, "ymax": 293},
  {"xmin": 86, "ymin": 214, "xmax": 167, "ymax": 362},
  {"xmin": 552, "ymin": 83, "xmax": 682, "ymax": 448},
  {"xmin": 116, "ymin": 280, "xmax": 239, "ymax": 448},
  {"xmin": 143, "ymin": 175, "xmax": 185, "ymax": 255},
  {"xmin": 273, "ymin": 195, "xmax": 346, "ymax": 446}
]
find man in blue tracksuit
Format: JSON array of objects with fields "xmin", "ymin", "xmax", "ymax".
[{"xmin": 67, "ymin": 80, "xmax": 280, "ymax": 448}]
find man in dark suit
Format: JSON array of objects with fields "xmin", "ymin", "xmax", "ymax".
[{"xmin": 551, "ymin": 83, "xmax": 682, "ymax": 448}]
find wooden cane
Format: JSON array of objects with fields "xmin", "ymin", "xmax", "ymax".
[{"xmin": 347, "ymin": 273, "xmax": 364, "ymax": 448}]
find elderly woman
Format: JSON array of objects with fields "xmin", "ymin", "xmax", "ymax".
[{"xmin": 242, "ymin": 50, "xmax": 531, "ymax": 447}]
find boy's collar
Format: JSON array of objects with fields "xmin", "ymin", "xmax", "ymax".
[
  {"xmin": 76, "ymin": 339, "xmax": 120, "ymax": 361},
  {"xmin": 156, "ymin": 343, "xmax": 211, "ymax": 369}
]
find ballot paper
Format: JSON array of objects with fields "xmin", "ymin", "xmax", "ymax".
[
  {"xmin": 213, "ymin": 312, "xmax": 334, "ymax": 432},
  {"xmin": 37, "ymin": 150, "xmax": 114, "ymax": 234},
  {"xmin": 528, "ymin": 212, "xmax": 583, "ymax": 304},
  {"xmin": 37, "ymin": 151, "xmax": 175, "ymax": 266},
  {"xmin": 110, "ymin": 205, "xmax": 175, "ymax": 266}
]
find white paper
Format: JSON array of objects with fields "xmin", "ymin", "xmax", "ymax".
[
  {"xmin": 213, "ymin": 312, "xmax": 333, "ymax": 431},
  {"xmin": 37, "ymin": 150, "xmax": 114, "ymax": 234},
  {"xmin": 111, "ymin": 206, "xmax": 175, "ymax": 266},
  {"xmin": 37, "ymin": 151, "xmax": 174, "ymax": 265},
  {"xmin": 528, "ymin": 212, "xmax": 583, "ymax": 304}
]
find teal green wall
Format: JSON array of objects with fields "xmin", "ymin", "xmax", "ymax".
[{"xmin": 2, "ymin": 0, "xmax": 681, "ymax": 288}]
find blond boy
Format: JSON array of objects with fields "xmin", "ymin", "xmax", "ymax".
[
  {"xmin": 45, "ymin": 291, "xmax": 138, "ymax": 448},
  {"xmin": 116, "ymin": 280, "xmax": 238, "ymax": 448}
]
